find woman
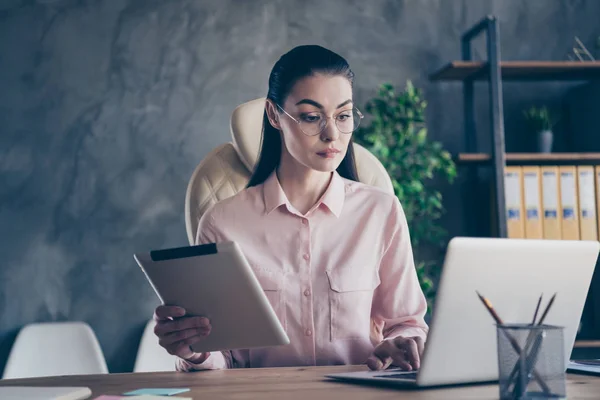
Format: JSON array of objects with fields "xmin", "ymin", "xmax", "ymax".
[{"xmin": 153, "ymin": 45, "xmax": 429, "ymax": 372}]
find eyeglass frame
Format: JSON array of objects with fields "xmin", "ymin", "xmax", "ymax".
[{"xmin": 275, "ymin": 103, "xmax": 364, "ymax": 136}]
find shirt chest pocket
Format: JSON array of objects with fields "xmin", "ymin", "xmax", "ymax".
[
  {"xmin": 326, "ymin": 267, "xmax": 380, "ymax": 341},
  {"xmin": 253, "ymin": 268, "xmax": 287, "ymax": 332}
]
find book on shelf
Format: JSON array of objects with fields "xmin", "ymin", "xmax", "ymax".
[
  {"xmin": 504, "ymin": 166, "xmax": 525, "ymax": 238},
  {"xmin": 541, "ymin": 166, "xmax": 562, "ymax": 240},
  {"xmin": 498, "ymin": 164, "xmax": 600, "ymax": 241},
  {"xmin": 560, "ymin": 166, "xmax": 580, "ymax": 240},
  {"xmin": 522, "ymin": 166, "xmax": 543, "ymax": 239},
  {"xmin": 579, "ymin": 166, "xmax": 598, "ymax": 241}
]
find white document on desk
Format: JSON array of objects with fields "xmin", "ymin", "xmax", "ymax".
[
  {"xmin": 0, "ymin": 386, "xmax": 91, "ymax": 400},
  {"xmin": 568, "ymin": 360, "xmax": 600, "ymax": 375}
]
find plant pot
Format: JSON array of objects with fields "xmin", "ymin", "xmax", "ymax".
[{"xmin": 538, "ymin": 130, "xmax": 553, "ymax": 153}]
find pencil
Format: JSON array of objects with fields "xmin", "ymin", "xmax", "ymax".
[
  {"xmin": 535, "ymin": 292, "xmax": 557, "ymax": 326},
  {"xmin": 509, "ymin": 293, "xmax": 545, "ymax": 390},
  {"xmin": 476, "ymin": 291, "xmax": 504, "ymax": 324},
  {"xmin": 475, "ymin": 291, "xmax": 551, "ymax": 395},
  {"xmin": 531, "ymin": 294, "xmax": 543, "ymax": 325}
]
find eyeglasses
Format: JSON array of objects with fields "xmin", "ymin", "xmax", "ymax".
[{"xmin": 276, "ymin": 104, "xmax": 364, "ymax": 136}]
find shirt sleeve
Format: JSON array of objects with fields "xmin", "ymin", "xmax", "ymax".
[
  {"xmin": 195, "ymin": 207, "xmax": 220, "ymax": 245},
  {"xmin": 370, "ymin": 197, "xmax": 429, "ymax": 342},
  {"xmin": 174, "ymin": 207, "xmax": 234, "ymax": 371},
  {"xmin": 176, "ymin": 351, "xmax": 231, "ymax": 371}
]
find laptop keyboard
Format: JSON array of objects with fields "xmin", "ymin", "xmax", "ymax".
[{"xmin": 375, "ymin": 371, "xmax": 418, "ymax": 380}]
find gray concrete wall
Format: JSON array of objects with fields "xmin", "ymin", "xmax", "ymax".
[{"xmin": 1, "ymin": 0, "xmax": 599, "ymax": 373}]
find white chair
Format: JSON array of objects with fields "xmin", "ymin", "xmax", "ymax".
[
  {"xmin": 133, "ymin": 320, "xmax": 177, "ymax": 372},
  {"xmin": 2, "ymin": 322, "xmax": 108, "ymax": 379}
]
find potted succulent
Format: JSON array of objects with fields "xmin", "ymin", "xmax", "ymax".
[{"xmin": 523, "ymin": 106, "xmax": 559, "ymax": 153}]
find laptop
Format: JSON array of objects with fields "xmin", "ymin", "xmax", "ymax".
[{"xmin": 326, "ymin": 237, "xmax": 600, "ymax": 388}]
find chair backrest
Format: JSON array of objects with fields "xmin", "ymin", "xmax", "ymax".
[
  {"xmin": 2, "ymin": 322, "xmax": 108, "ymax": 379},
  {"xmin": 133, "ymin": 320, "xmax": 177, "ymax": 372},
  {"xmin": 185, "ymin": 97, "xmax": 394, "ymax": 245}
]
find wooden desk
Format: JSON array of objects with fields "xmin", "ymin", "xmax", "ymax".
[{"xmin": 1, "ymin": 365, "xmax": 599, "ymax": 399}]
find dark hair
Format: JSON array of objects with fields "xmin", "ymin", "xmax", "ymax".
[{"xmin": 246, "ymin": 45, "xmax": 360, "ymax": 188}]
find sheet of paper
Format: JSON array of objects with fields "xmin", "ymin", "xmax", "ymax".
[
  {"xmin": 94, "ymin": 396, "xmax": 125, "ymax": 400},
  {"xmin": 127, "ymin": 396, "xmax": 191, "ymax": 400},
  {"xmin": 123, "ymin": 388, "xmax": 190, "ymax": 396},
  {"xmin": 0, "ymin": 386, "xmax": 92, "ymax": 400},
  {"xmin": 568, "ymin": 360, "xmax": 600, "ymax": 375}
]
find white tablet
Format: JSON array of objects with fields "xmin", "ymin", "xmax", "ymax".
[{"xmin": 134, "ymin": 241, "xmax": 290, "ymax": 353}]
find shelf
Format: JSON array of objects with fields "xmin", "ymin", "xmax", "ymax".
[
  {"xmin": 456, "ymin": 152, "xmax": 600, "ymax": 166},
  {"xmin": 430, "ymin": 61, "xmax": 600, "ymax": 81},
  {"xmin": 574, "ymin": 340, "xmax": 600, "ymax": 348}
]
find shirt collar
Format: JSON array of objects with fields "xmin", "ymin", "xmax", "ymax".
[
  {"xmin": 262, "ymin": 170, "xmax": 346, "ymax": 217},
  {"xmin": 319, "ymin": 171, "xmax": 345, "ymax": 217},
  {"xmin": 263, "ymin": 170, "xmax": 290, "ymax": 215}
]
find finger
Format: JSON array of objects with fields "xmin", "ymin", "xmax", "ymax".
[
  {"xmin": 154, "ymin": 305, "xmax": 186, "ymax": 321},
  {"xmin": 154, "ymin": 316, "xmax": 210, "ymax": 337},
  {"xmin": 182, "ymin": 350, "xmax": 210, "ymax": 364},
  {"xmin": 155, "ymin": 318, "xmax": 205, "ymax": 338},
  {"xmin": 176, "ymin": 345, "xmax": 194, "ymax": 360},
  {"xmin": 369, "ymin": 340, "xmax": 397, "ymax": 370},
  {"xmin": 395, "ymin": 337, "xmax": 420, "ymax": 370},
  {"xmin": 373, "ymin": 339, "xmax": 396, "ymax": 359},
  {"xmin": 167, "ymin": 333, "xmax": 210, "ymax": 357},
  {"xmin": 367, "ymin": 354, "xmax": 393, "ymax": 370},
  {"xmin": 159, "ymin": 327, "xmax": 211, "ymax": 346},
  {"xmin": 388, "ymin": 349, "xmax": 412, "ymax": 371},
  {"xmin": 412, "ymin": 336, "xmax": 425, "ymax": 356}
]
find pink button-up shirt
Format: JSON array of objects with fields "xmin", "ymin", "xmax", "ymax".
[{"xmin": 177, "ymin": 170, "xmax": 428, "ymax": 371}]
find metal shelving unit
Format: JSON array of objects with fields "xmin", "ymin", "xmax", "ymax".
[
  {"xmin": 429, "ymin": 15, "xmax": 600, "ymax": 345},
  {"xmin": 430, "ymin": 15, "xmax": 600, "ymax": 238}
]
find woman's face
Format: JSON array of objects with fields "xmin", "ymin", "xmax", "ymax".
[{"xmin": 266, "ymin": 73, "xmax": 354, "ymax": 173}]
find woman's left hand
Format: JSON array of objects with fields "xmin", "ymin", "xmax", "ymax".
[{"xmin": 366, "ymin": 336, "xmax": 424, "ymax": 371}]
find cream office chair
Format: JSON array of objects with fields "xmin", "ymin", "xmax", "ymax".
[
  {"xmin": 185, "ymin": 97, "xmax": 394, "ymax": 245},
  {"xmin": 2, "ymin": 322, "xmax": 109, "ymax": 379}
]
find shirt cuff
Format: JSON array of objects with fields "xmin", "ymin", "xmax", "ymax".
[
  {"xmin": 383, "ymin": 326, "xmax": 428, "ymax": 341},
  {"xmin": 175, "ymin": 351, "xmax": 230, "ymax": 371}
]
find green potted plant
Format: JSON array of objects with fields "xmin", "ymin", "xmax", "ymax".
[
  {"xmin": 353, "ymin": 81, "xmax": 457, "ymax": 313},
  {"xmin": 523, "ymin": 106, "xmax": 559, "ymax": 153}
]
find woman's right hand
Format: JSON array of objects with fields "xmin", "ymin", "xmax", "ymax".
[{"xmin": 153, "ymin": 305, "xmax": 212, "ymax": 364}]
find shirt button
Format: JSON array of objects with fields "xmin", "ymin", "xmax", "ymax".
[
  {"xmin": 304, "ymin": 289, "xmax": 310, "ymax": 297},
  {"xmin": 306, "ymin": 329, "xmax": 312, "ymax": 336},
  {"xmin": 303, "ymin": 254, "xmax": 310, "ymax": 261},
  {"xmin": 302, "ymin": 219, "xmax": 308, "ymax": 225}
]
